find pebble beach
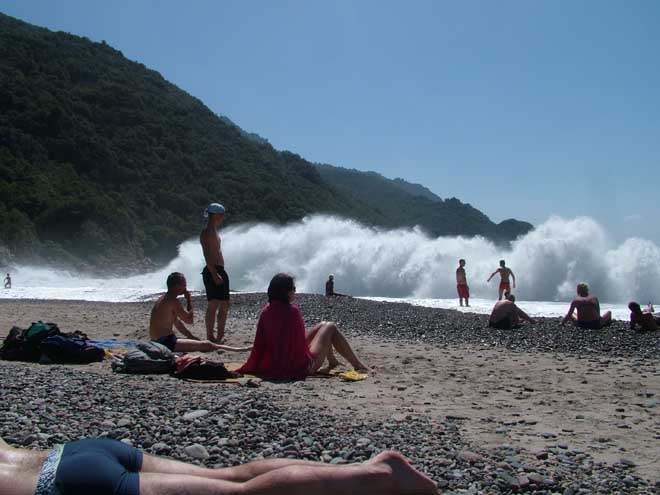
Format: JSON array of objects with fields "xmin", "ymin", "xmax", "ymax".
[{"xmin": 1, "ymin": 294, "xmax": 659, "ymax": 494}]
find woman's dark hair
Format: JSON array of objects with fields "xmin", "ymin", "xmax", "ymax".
[
  {"xmin": 628, "ymin": 301, "xmax": 641, "ymax": 313},
  {"xmin": 268, "ymin": 273, "xmax": 295, "ymax": 303}
]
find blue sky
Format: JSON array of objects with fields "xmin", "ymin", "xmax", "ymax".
[{"xmin": 3, "ymin": 1, "xmax": 659, "ymax": 244}]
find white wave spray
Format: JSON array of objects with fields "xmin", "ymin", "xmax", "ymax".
[{"xmin": 5, "ymin": 215, "xmax": 660, "ymax": 305}]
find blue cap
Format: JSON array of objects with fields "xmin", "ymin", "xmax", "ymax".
[{"xmin": 205, "ymin": 203, "xmax": 225, "ymax": 216}]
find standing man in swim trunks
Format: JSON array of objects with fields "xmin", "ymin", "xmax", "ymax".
[
  {"xmin": 200, "ymin": 203, "xmax": 230, "ymax": 343},
  {"xmin": 487, "ymin": 259, "xmax": 516, "ymax": 300},
  {"xmin": 149, "ymin": 272, "xmax": 248, "ymax": 352},
  {"xmin": 456, "ymin": 259, "xmax": 470, "ymax": 307},
  {"xmin": 561, "ymin": 282, "xmax": 612, "ymax": 329}
]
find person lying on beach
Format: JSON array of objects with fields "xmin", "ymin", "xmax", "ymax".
[
  {"xmin": 628, "ymin": 301, "xmax": 659, "ymax": 331},
  {"xmin": 486, "ymin": 259, "xmax": 515, "ymax": 300},
  {"xmin": 488, "ymin": 293, "xmax": 535, "ymax": 329},
  {"xmin": 0, "ymin": 435, "xmax": 437, "ymax": 495},
  {"xmin": 239, "ymin": 273, "xmax": 368, "ymax": 380},
  {"xmin": 150, "ymin": 272, "xmax": 250, "ymax": 353},
  {"xmin": 561, "ymin": 282, "xmax": 612, "ymax": 329}
]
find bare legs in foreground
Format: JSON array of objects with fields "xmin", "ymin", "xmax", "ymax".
[
  {"xmin": 306, "ymin": 321, "xmax": 368, "ymax": 373},
  {"xmin": 206, "ymin": 300, "xmax": 230, "ymax": 343},
  {"xmin": 139, "ymin": 450, "xmax": 437, "ymax": 495}
]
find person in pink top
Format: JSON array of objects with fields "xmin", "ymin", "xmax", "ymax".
[{"xmin": 238, "ymin": 273, "xmax": 368, "ymax": 380}]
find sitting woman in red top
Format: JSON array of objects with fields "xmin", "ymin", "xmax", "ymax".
[{"xmin": 238, "ymin": 273, "xmax": 368, "ymax": 380}]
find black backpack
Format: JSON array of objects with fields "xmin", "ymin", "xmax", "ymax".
[
  {"xmin": 174, "ymin": 360, "xmax": 239, "ymax": 380},
  {"xmin": 0, "ymin": 322, "xmax": 60, "ymax": 362},
  {"xmin": 0, "ymin": 326, "xmax": 27, "ymax": 361},
  {"xmin": 40, "ymin": 335, "xmax": 105, "ymax": 364},
  {"xmin": 112, "ymin": 341, "xmax": 175, "ymax": 374}
]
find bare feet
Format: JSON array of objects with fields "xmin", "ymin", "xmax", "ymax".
[
  {"xmin": 368, "ymin": 451, "xmax": 437, "ymax": 494},
  {"xmin": 208, "ymin": 334, "xmax": 226, "ymax": 345},
  {"xmin": 353, "ymin": 363, "xmax": 370, "ymax": 373},
  {"xmin": 327, "ymin": 356, "xmax": 341, "ymax": 369}
]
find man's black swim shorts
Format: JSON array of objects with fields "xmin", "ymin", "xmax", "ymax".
[
  {"xmin": 56, "ymin": 438, "xmax": 142, "ymax": 495},
  {"xmin": 202, "ymin": 265, "xmax": 230, "ymax": 301}
]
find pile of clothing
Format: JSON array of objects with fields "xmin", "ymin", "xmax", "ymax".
[
  {"xmin": 0, "ymin": 321, "xmax": 105, "ymax": 364},
  {"xmin": 110, "ymin": 341, "xmax": 239, "ymax": 380}
]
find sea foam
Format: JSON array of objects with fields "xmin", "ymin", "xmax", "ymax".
[{"xmin": 4, "ymin": 216, "xmax": 660, "ymax": 311}]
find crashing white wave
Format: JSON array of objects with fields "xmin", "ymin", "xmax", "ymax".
[{"xmin": 3, "ymin": 215, "xmax": 660, "ymax": 312}]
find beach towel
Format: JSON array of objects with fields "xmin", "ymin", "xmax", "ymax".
[
  {"xmin": 88, "ymin": 339, "xmax": 138, "ymax": 350},
  {"xmin": 338, "ymin": 370, "xmax": 368, "ymax": 382}
]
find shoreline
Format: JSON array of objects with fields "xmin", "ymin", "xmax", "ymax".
[
  {"xmin": 1, "ymin": 294, "xmax": 659, "ymax": 492},
  {"xmin": 0, "ymin": 291, "xmax": 636, "ymax": 319}
]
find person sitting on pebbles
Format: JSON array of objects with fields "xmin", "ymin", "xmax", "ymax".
[
  {"xmin": 0, "ymin": 435, "xmax": 437, "ymax": 495},
  {"xmin": 238, "ymin": 273, "xmax": 368, "ymax": 380},
  {"xmin": 150, "ymin": 272, "xmax": 250, "ymax": 353},
  {"xmin": 325, "ymin": 274, "xmax": 348, "ymax": 297},
  {"xmin": 488, "ymin": 293, "xmax": 535, "ymax": 329},
  {"xmin": 561, "ymin": 282, "xmax": 612, "ymax": 329},
  {"xmin": 628, "ymin": 301, "xmax": 659, "ymax": 331}
]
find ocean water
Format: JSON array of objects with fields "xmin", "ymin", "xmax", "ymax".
[{"xmin": 2, "ymin": 215, "xmax": 658, "ymax": 321}]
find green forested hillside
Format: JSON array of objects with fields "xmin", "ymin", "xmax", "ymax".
[
  {"xmin": 0, "ymin": 13, "xmax": 531, "ymax": 270},
  {"xmin": 316, "ymin": 164, "xmax": 532, "ymax": 240}
]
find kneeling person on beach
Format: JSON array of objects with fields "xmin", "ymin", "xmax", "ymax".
[
  {"xmin": 0, "ymin": 435, "xmax": 437, "ymax": 495},
  {"xmin": 238, "ymin": 273, "xmax": 368, "ymax": 380},
  {"xmin": 488, "ymin": 293, "xmax": 535, "ymax": 329},
  {"xmin": 561, "ymin": 283, "xmax": 612, "ymax": 329},
  {"xmin": 150, "ymin": 272, "xmax": 249, "ymax": 353}
]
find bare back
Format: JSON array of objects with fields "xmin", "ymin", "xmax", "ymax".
[
  {"xmin": 490, "ymin": 300, "xmax": 516, "ymax": 322},
  {"xmin": 149, "ymin": 295, "xmax": 182, "ymax": 340},
  {"xmin": 200, "ymin": 226, "xmax": 224, "ymax": 267},
  {"xmin": 0, "ymin": 445, "xmax": 46, "ymax": 495},
  {"xmin": 456, "ymin": 267, "xmax": 467, "ymax": 285},
  {"xmin": 572, "ymin": 295, "xmax": 600, "ymax": 321},
  {"xmin": 498, "ymin": 267, "xmax": 512, "ymax": 283}
]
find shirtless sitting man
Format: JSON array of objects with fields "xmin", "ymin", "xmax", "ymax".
[
  {"xmin": 561, "ymin": 282, "xmax": 612, "ymax": 329},
  {"xmin": 488, "ymin": 293, "xmax": 535, "ymax": 329},
  {"xmin": 628, "ymin": 301, "xmax": 659, "ymax": 331},
  {"xmin": 149, "ymin": 272, "xmax": 250, "ymax": 353}
]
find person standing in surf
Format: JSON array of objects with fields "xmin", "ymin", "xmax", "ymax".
[
  {"xmin": 200, "ymin": 203, "xmax": 230, "ymax": 343},
  {"xmin": 487, "ymin": 259, "xmax": 516, "ymax": 300},
  {"xmin": 456, "ymin": 259, "xmax": 469, "ymax": 307},
  {"xmin": 3, "ymin": 273, "xmax": 10, "ymax": 289}
]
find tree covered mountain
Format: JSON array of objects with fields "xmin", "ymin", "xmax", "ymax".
[
  {"xmin": 315, "ymin": 164, "xmax": 532, "ymax": 240},
  {"xmin": 0, "ymin": 12, "xmax": 532, "ymax": 271}
]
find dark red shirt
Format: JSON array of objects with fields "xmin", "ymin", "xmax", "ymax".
[{"xmin": 237, "ymin": 301, "xmax": 314, "ymax": 380}]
